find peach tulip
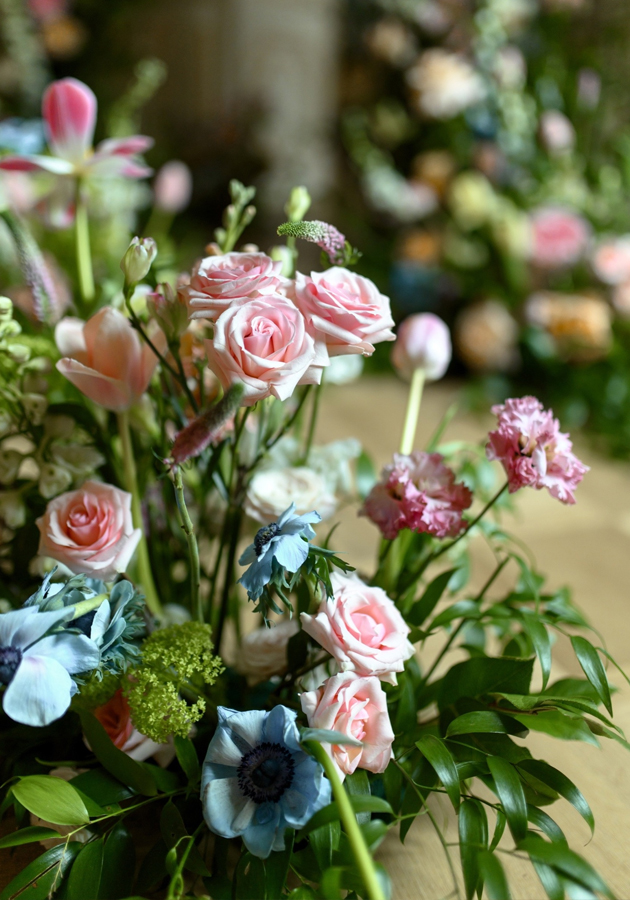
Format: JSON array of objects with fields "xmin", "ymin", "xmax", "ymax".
[{"xmin": 55, "ymin": 307, "xmax": 166, "ymax": 411}]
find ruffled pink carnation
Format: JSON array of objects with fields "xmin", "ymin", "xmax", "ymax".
[
  {"xmin": 361, "ymin": 452, "xmax": 472, "ymax": 541},
  {"xmin": 529, "ymin": 207, "xmax": 590, "ymax": 269},
  {"xmin": 486, "ymin": 396, "xmax": 588, "ymax": 503},
  {"xmin": 184, "ymin": 251, "xmax": 283, "ymax": 320}
]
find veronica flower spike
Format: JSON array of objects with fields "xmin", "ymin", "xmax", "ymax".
[
  {"xmin": 201, "ymin": 705, "xmax": 331, "ymax": 858},
  {"xmin": 238, "ymin": 503, "xmax": 321, "ymax": 602},
  {"xmin": 0, "ymin": 606, "xmax": 100, "ymax": 727},
  {"xmin": 0, "ymin": 78, "xmax": 153, "ymax": 181}
]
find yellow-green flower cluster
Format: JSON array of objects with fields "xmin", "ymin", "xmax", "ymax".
[{"xmin": 126, "ymin": 622, "xmax": 223, "ymax": 743}]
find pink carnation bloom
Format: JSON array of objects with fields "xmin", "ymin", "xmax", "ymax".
[
  {"xmin": 529, "ymin": 207, "xmax": 590, "ymax": 269},
  {"xmin": 486, "ymin": 396, "xmax": 588, "ymax": 503},
  {"xmin": 361, "ymin": 452, "xmax": 472, "ymax": 541}
]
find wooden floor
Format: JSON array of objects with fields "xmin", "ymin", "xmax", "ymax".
[{"xmin": 317, "ymin": 376, "xmax": 630, "ymax": 900}]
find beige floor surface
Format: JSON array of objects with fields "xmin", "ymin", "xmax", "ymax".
[{"xmin": 317, "ymin": 376, "xmax": 630, "ymax": 900}]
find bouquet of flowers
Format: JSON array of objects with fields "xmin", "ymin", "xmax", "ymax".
[
  {"xmin": 342, "ymin": 0, "xmax": 630, "ymax": 457},
  {"xmin": 0, "ymin": 76, "xmax": 626, "ymax": 900}
]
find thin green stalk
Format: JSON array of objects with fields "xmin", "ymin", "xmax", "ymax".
[
  {"xmin": 214, "ymin": 508, "xmax": 241, "ymax": 652},
  {"xmin": 117, "ymin": 411, "xmax": 162, "ymax": 616},
  {"xmin": 173, "ymin": 466, "xmax": 202, "ymax": 622},
  {"xmin": 74, "ymin": 181, "xmax": 95, "ymax": 305},
  {"xmin": 305, "ymin": 741, "xmax": 386, "ymax": 900},
  {"xmin": 400, "ymin": 368, "xmax": 426, "ymax": 455},
  {"xmin": 301, "ymin": 380, "xmax": 323, "ymax": 464}
]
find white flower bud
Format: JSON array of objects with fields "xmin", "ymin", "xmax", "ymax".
[
  {"xmin": 120, "ymin": 237, "xmax": 158, "ymax": 287},
  {"xmin": 38, "ymin": 463, "xmax": 72, "ymax": 499},
  {"xmin": 0, "ymin": 448, "xmax": 22, "ymax": 485},
  {"xmin": 22, "ymin": 393, "xmax": 47, "ymax": 424},
  {"xmin": 0, "ymin": 491, "xmax": 26, "ymax": 528},
  {"xmin": 391, "ymin": 313, "xmax": 452, "ymax": 382}
]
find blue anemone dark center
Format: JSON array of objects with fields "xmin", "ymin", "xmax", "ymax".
[
  {"xmin": 237, "ymin": 741, "xmax": 295, "ymax": 804},
  {"xmin": 73, "ymin": 610, "xmax": 96, "ymax": 636},
  {"xmin": 254, "ymin": 523, "xmax": 281, "ymax": 557},
  {"xmin": 0, "ymin": 646, "xmax": 22, "ymax": 685}
]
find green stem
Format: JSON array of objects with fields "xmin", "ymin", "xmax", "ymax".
[
  {"xmin": 173, "ymin": 467, "xmax": 202, "ymax": 622},
  {"xmin": 305, "ymin": 742, "xmax": 386, "ymax": 900},
  {"xmin": 70, "ymin": 594, "xmax": 108, "ymax": 620},
  {"xmin": 400, "ymin": 367, "xmax": 426, "ymax": 455},
  {"xmin": 117, "ymin": 411, "xmax": 162, "ymax": 616},
  {"xmin": 75, "ymin": 181, "xmax": 95, "ymax": 306},
  {"xmin": 301, "ymin": 380, "xmax": 323, "ymax": 464}
]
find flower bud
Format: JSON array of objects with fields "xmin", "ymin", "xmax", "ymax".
[
  {"xmin": 391, "ymin": 313, "xmax": 452, "ymax": 382},
  {"xmin": 0, "ymin": 296, "xmax": 13, "ymax": 321},
  {"xmin": 284, "ymin": 186, "xmax": 312, "ymax": 222},
  {"xmin": 0, "ymin": 448, "xmax": 22, "ymax": 485},
  {"xmin": 146, "ymin": 283, "xmax": 188, "ymax": 341},
  {"xmin": 171, "ymin": 384, "xmax": 245, "ymax": 465},
  {"xmin": 0, "ymin": 491, "xmax": 26, "ymax": 528},
  {"xmin": 38, "ymin": 462, "xmax": 73, "ymax": 499},
  {"xmin": 153, "ymin": 160, "xmax": 193, "ymax": 214},
  {"xmin": 120, "ymin": 237, "xmax": 158, "ymax": 287},
  {"xmin": 22, "ymin": 392, "xmax": 48, "ymax": 424}
]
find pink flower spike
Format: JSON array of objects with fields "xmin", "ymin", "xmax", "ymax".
[
  {"xmin": 42, "ymin": 78, "xmax": 97, "ymax": 165},
  {"xmin": 486, "ymin": 396, "xmax": 588, "ymax": 503}
]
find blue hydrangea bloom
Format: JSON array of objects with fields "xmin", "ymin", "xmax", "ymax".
[
  {"xmin": 0, "ymin": 606, "xmax": 100, "ymax": 726},
  {"xmin": 201, "ymin": 705, "xmax": 331, "ymax": 858},
  {"xmin": 238, "ymin": 504, "xmax": 321, "ymax": 601}
]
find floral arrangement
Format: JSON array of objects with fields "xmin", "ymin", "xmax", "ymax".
[
  {"xmin": 0, "ymin": 76, "xmax": 626, "ymax": 900},
  {"xmin": 342, "ymin": 0, "xmax": 630, "ymax": 457}
]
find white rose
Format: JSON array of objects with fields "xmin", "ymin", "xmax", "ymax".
[
  {"xmin": 245, "ymin": 466, "xmax": 337, "ymax": 523},
  {"xmin": 236, "ymin": 619, "xmax": 299, "ymax": 684}
]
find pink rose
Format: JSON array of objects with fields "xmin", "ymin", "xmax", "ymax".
[
  {"xmin": 300, "ymin": 672, "xmax": 395, "ymax": 779},
  {"xmin": 35, "ymin": 480, "xmax": 141, "ymax": 578},
  {"xmin": 529, "ymin": 207, "xmax": 590, "ymax": 269},
  {"xmin": 361, "ymin": 452, "xmax": 472, "ymax": 541},
  {"xmin": 56, "ymin": 307, "xmax": 166, "ymax": 412},
  {"xmin": 591, "ymin": 236, "xmax": 630, "ymax": 285},
  {"xmin": 204, "ymin": 293, "xmax": 329, "ymax": 406},
  {"xmin": 93, "ymin": 689, "xmax": 175, "ymax": 766},
  {"xmin": 294, "ymin": 266, "xmax": 395, "ymax": 356},
  {"xmin": 184, "ymin": 251, "xmax": 283, "ymax": 320},
  {"xmin": 300, "ymin": 572, "xmax": 414, "ymax": 685}
]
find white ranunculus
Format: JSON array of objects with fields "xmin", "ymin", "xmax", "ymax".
[
  {"xmin": 236, "ymin": 619, "xmax": 300, "ymax": 684},
  {"xmin": 326, "ymin": 353, "xmax": 364, "ymax": 385},
  {"xmin": 245, "ymin": 466, "xmax": 337, "ymax": 523},
  {"xmin": 264, "ymin": 436, "xmax": 361, "ymax": 498}
]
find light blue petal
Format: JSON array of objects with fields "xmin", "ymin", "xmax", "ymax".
[
  {"xmin": 0, "ymin": 608, "xmax": 37, "ymax": 647},
  {"xmin": 279, "ymin": 511, "xmax": 321, "ymax": 536},
  {"xmin": 276, "ymin": 504, "xmax": 297, "ymax": 528},
  {"xmin": 2, "ymin": 655, "xmax": 75, "ymax": 726},
  {"xmin": 205, "ymin": 721, "xmax": 247, "ymax": 767},
  {"xmin": 12, "ymin": 607, "xmax": 73, "ymax": 650},
  {"xmin": 293, "ymin": 756, "xmax": 332, "ymax": 806},
  {"xmin": 273, "ymin": 535, "xmax": 309, "ymax": 572},
  {"xmin": 242, "ymin": 805, "xmax": 282, "ymax": 859},
  {"xmin": 24, "ymin": 633, "xmax": 100, "ymax": 675},
  {"xmin": 218, "ymin": 707, "xmax": 265, "ymax": 750},
  {"xmin": 238, "ymin": 544, "xmax": 257, "ymax": 566},
  {"xmin": 90, "ymin": 600, "xmax": 111, "ymax": 642},
  {"xmin": 203, "ymin": 762, "xmax": 238, "ymax": 780},
  {"xmin": 280, "ymin": 788, "xmax": 311, "ymax": 827},
  {"xmin": 262, "ymin": 705, "xmax": 301, "ymax": 753},
  {"xmin": 238, "ymin": 556, "xmax": 274, "ymax": 600},
  {"xmin": 201, "ymin": 776, "xmax": 255, "ymax": 839}
]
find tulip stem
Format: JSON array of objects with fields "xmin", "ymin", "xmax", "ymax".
[
  {"xmin": 302, "ymin": 380, "xmax": 323, "ymax": 464},
  {"xmin": 117, "ymin": 411, "xmax": 162, "ymax": 617},
  {"xmin": 400, "ymin": 367, "xmax": 425, "ymax": 455},
  {"xmin": 173, "ymin": 466, "xmax": 202, "ymax": 623},
  {"xmin": 304, "ymin": 741, "xmax": 386, "ymax": 900},
  {"xmin": 75, "ymin": 181, "xmax": 95, "ymax": 306}
]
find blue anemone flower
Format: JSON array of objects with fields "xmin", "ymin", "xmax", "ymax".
[
  {"xmin": 238, "ymin": 504, "xmax": 321, "ymax": 601},
  {"xmin": 201, "ymin": 705, "xmax": 331, "ymax": 858},
  {"xmin": 0, "ymin": 606, "xmax": 100, "ymax": 726}
]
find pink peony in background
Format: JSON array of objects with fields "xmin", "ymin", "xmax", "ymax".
[
  {"xmin": 486, "ymin": 396, "xmax": 588, "ymax": 503},
  {"xmin": 361, "ymin": 452, "xmax": 472, "ymax": 540},
  {"xmin": 35, "ymin": 480, "xmax": 141, "ymax": 578},
  {"xmin": 300, "ymin": 571, "xmax": 414, "ymax": 685},
  {"xmin": 294, "ymin": 266, "xmax": 395, "ymax": 356},
  {"xmin": 300, "ymin": 671, "xmax": 395, "ymax": 779},
  {"xmin": 529, "ymin": 207, "xmax": 590, "ymax": 269},
  {"xmin": 184, "ymin": 251, "xmax": 283, "ymax": 320}
]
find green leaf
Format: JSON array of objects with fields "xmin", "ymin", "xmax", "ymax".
[
  {"xmin": 300, "ymin": 795, "xmax": 393, "ymax": 836},
  {"xmin": 430, "ymin": 599, "xmax": 481, "ymax": 630},
  {"xmin": 299, "ymin": 727, "xmax": 362, "ymax": 746},
  {"xmin": 533, "ymin": 861, "xmax": 564, "ymax": 900},
  {"xmin": 160, "ymin": 801, "xmax": 210, "ymax": 877},
  {"xmin": 0, "ymin": 841, "xmax": 82, "ymax": 900},
  {"xmin": 67, "ymin": 839, "xmax": 104, "ymax": 900},
  {"xmin": 458, "ymin": 798, "xmax": 488, "ymax": 900},
  {"xmin": 407, "ymin": 569, "xmax": 457, "ymax": 627},
  {"xmin": 360, "ymin": 819, "xmax": 389, "ymax": 851},
  {"xmin": 70, "ymin": 769, "xmax": 134, "ymax": 807},
  {"xmin": 399, "ymin": 779, "xmax": 423, "ymax": 843},
  {"xmin": 518, "ymin": 836, "xmax": 614, "ymax": 898},
  {"xmin": 356, "ymin": 450, "xmax": 377, "ymax": 499},
  {"xmin": 174, "ymin": 735, "xmax": 200, "ymax": 785},
  {"xmin": 527, "ymin": 806, "xmax": 567, "ymax": 844},
  {"xmin": 416, "ymin": 735, "xmax": 460, "ymax": 810},
  {"xmin": 100, "ymin": 822, "xmax": 136, "ymax": 899},
  {"xmin": 488, "ymin": 810, "xmax": 506, "ymax": 852},
  {"xmin": 439, "ymin": 657, "xmax": 534, "ymax": 710},
  {"xmin": 512, "ymin": 710, "xmax": 599, "ymax": 746},
  {"xmin": 446, "ymin": 710, "xmax": 528, "ymax": 738},
  {"xmin": 135, "ymin": 838, "xmax": 168, "ymax": 894},
  {"xmin": 287, "ymin": 888, "xmax": 317, "ymax": 899},
  {"xmin": 518, "ymin": 760, "xmax": 594, "ymax": 834},
  {"xmin": 478, "ymin": 850, "xmax": 511, "ymax": 900},
  {"xmin": 78, "ymin": 710, "xmax": 157, "ymax": 796},
  {"xmin": 394, "ymin": 675, "xmax": 416, "ymax": 733},
  {"xmin": 0, "ymin": 826, "xmax": 62, "ymax": 849},
  {"xmin": 265, "ymin": 829, "xmax": 293, "ymax": 900},
  {"xmin": 310, "ymin": 821, "xmax": 340, "ymax": 872},
  {"xmin": 235, "ymin": 853, "xmax": 266, "ymax": 900},
  {"xmin": 520, "ymin": 611, "xmax": 552, "ymax": 690},
  {"xmin": 487, "ymin": 756, "xmax": 528, "ymax": 842},
  {"xmin": 318, "ymin": 866, "xmax": 344, "ymax": 900},
  {"xmin": 345, "ymin": 770, "xmax": 371, "ymax": 825},
  {"xmin": 12, "ymin": 775, "xmax": 89, "ymax": 827},
  {"xmin": 571, "ymin": 636, "xmax": 613, "ymax": 716}
]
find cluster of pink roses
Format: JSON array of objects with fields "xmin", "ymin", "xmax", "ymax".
[{"xmin": 299, "ymin": 572, "xmax": 414, "ymax": 779}]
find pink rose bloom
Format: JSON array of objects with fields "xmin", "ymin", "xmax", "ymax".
[
  {"xmin": 93, "ymin": 689, "xmax": 175, "ymax": 766},
  {"xmin": 294, "ymin": 266, "xmax": 395, "ymax": 356},
  {"xmin": 361, "ymin": 452, "xmax": 472, "ymax": 541},
  {"xmin": 591, "ymin": 236, "xmax": 630, "ymax": 285},
  {"xmin": 529, "ymin": 207, "xmax": 590, "ymax": 269},
  {"xmin": 55, "ymin": 307, "xmax": 166, "ymax": 412},
  {"xmin": 300, "ymin": 571, "xmax": 414, "ymax": 685},
  {"xmin": 300, "ymin": 672, "xmax": 395, "ymax": 779},
  {"xmin": 35, "ymin": 480, "xmax": 141, "ymax": 578},
  {"xmin": 486, "ymin": 396, "xmax": 588, "ymax": 503},
  {"xmin": 184, "ymin": 251, "xmax": 283, "ymax": 320},
  {"xmin": 204, "ymin": 293, "xmax": 329, "ymax": 406}
]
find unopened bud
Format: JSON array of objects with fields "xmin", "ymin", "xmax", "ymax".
[
  {"xmin": 391, "ymin": 313, "xmax": 452, "ymax": 382},
  {"xmin": 121, "ymin": 236, "xmax": 158, "ymax": 288},
  {"xmin": 147, "ymin": 283, "xmax": 188, "ymax": 341},
  {"xmin": 284, "ymin": 186, "xmax": 312, "ymax": 223},
  {"xmin": 171, "ymin": 384, "xmax": 245, "ymax": 465}
]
